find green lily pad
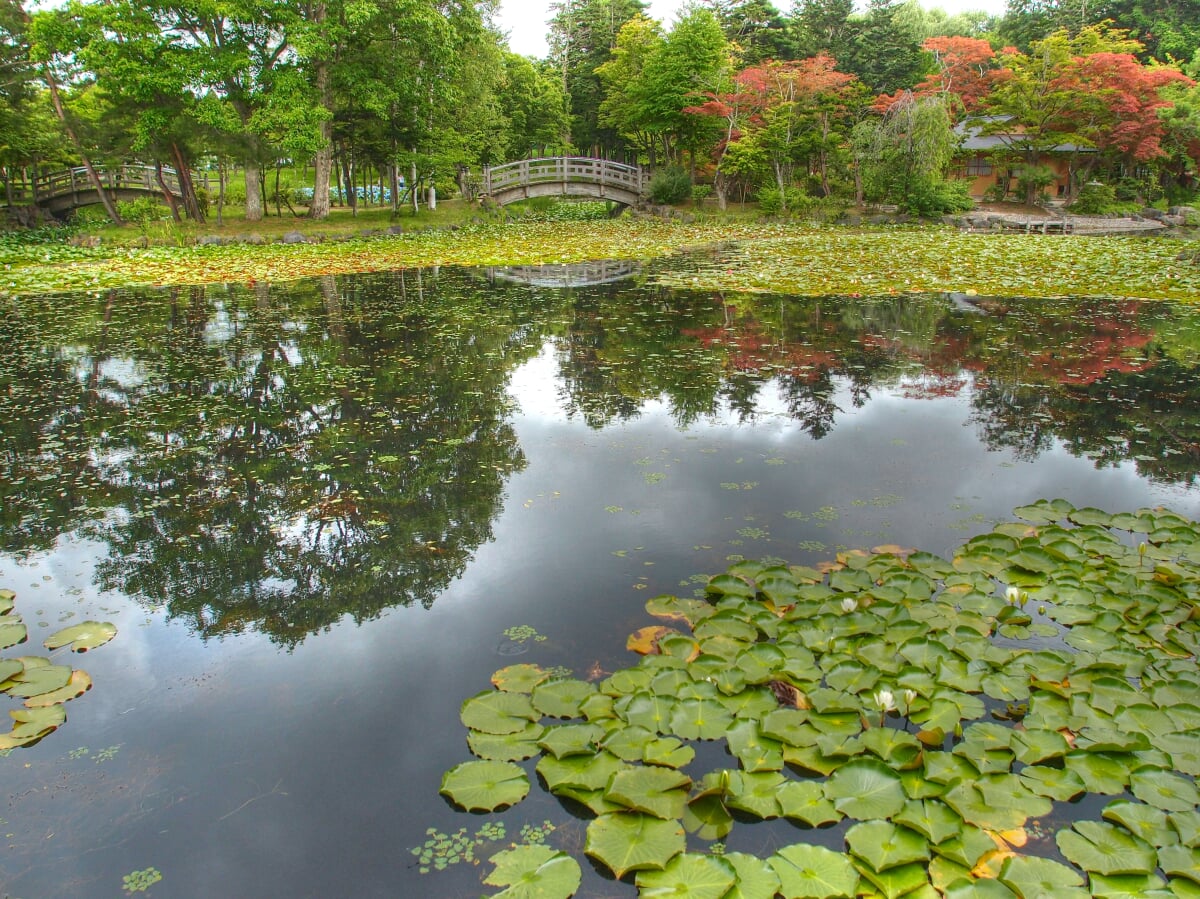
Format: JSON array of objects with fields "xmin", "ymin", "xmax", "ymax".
[
  {"xmin": 1103, "ymin": 800, "xmax": 1177, "ymax": 849},
  {"xmin": 5, "ymin": 663, "xmax": 72, "ymax": 699},
  {"xmin": 467, "ymin": 723, "xmax": 545, "ymax": 761},
  {"xmin": 605, "ymin": 766, "xmax": 691, "ymax": 820},
  {"xmin": 769, "ymin": 842, "xmax": 860, "ymax": 899},
  {"xmin": 634, "ymin": 853, "xmax": 736, "ymax": 898},
  {"xmin": 0, "ymin": 615, "xmax": 27, "ymax": 650},
  {"xmin": 439, "ymin": 760, "xmax": 529, "ymax": 812},
  {"xmin": 537, "ymin": 750, "xmax": 625, "ymax": 794},
  {"xmin": 1056, "ymin": 819, "xmax": 1157, "ymax": 875},
  {"xmin": 43, "ymin": 621, "xmax": 116, "ymax": 653},
  {"xmin": 538, "ymin": 723, "xmax": 604, "ymax": 759},
  {"xmin": 726, "ymin": 771, "xmax": 788, "ymax": 819},
  {"xmin": 845, "ymin": 820, "xmax": 930, "ymax": 871},
  {"xmin": 998, "ymin": 855, "xmax": 1088, "ymax": 898},
  {"xmin": 682, "ymin": 787, "xmax": 734, "ymax": 841},
  {"xmin": 584, "ymin": 812, "xmax": 685, "ymax": 880},
  {"xmin": 1088, "ymin": 872, "xmax": 1170, "ymax": 898},
  {"xmin": 824, "ymin": 758, "xmax": 906, "ymax": 820},
  {"xmin": 0, "ymin": 704, "xmax": 67, "ymax": 749},
  {"xmin": 461, "ymin": 690, "xmax": 540, "ymax": 735},
  {"xmin": 1132, "ymin": 770, "xmax": 1200, "ymax": 812},
  {"xmin": 492, "ymin": 664, "xmax": 552, "ymax": 693},
  {"xmin": 778, "ymin": 780, "xmax": 842, "ymax": 827},
  {"xmin": 721, "ymin": 851, "xmax": 781, "ymax": 899},
  {"xmin": 1159, "ymin": 844, "xmax": 1200, "ymax": 882},
  {"xmin": 483, "ymin": 845, "xmax": 582, "ymax": 899},
  {"xmin": 893, "ymin": 799, "xmax": 964, "ymax": 844}
]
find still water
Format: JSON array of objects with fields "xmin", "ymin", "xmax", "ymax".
[{"xmin": 2, "ymin": 261, "xmax": 1199, "ymax": 897}]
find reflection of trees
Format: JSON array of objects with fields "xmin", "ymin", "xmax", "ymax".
[
  {"xmin": 7, "ymin": 273, "xmax": 1200, "ymax": 645},
  {"xmin": 3, "ymin": 271, "xmax": 545, "ymax": 647}
]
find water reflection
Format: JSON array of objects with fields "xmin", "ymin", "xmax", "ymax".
[
  {"xmin": 5, "ymin": 263, "xmax": 1200, "ymax": 898},
  {"xmin": 2, "ymin": 271, "xmax": 1197, "ymax": 651}
]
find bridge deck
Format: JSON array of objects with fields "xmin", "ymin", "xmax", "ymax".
[
  {"xmin": 3, "ymin": 164, "xmax": 187, "ymax": 209},
  {"xmin": 482, "ymin": 157, "xmax": 645, "ymax": 207}
]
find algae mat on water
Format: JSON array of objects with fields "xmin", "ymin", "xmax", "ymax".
[
  {"xmin": 443, "ymin": 500, "xmax": 1200, "ymax": 898},
  {"xmin": 3, "ymin": 221, "xmax": 1198, "ymax": 300}
]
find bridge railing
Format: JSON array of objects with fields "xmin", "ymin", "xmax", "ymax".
[
  {"xmin": 483, "ymin": 157, "xmax": 643, "ymax": 198},
  {"xmin": 3, "ymin": 164, "xmax": 186, "ymax": 205}
]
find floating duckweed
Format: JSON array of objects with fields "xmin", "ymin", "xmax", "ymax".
[
  {"xmin": 502, "ymin": 625, "xmax": 546, "ymax": 644},
  {"xmin": 121, "ymin": 867, "xmax": 162, "ymax": 894}
]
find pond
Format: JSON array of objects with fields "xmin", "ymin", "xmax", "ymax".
[{"xmin": 3, "ymin": 257, "xmax": 1200, "ymax": 897}]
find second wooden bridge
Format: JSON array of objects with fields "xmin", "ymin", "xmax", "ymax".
[{"xmin": 481, "ymin": 158, "xmax": 646, "ymax": 208}]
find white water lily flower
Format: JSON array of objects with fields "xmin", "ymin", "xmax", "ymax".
[
  {"xmin": 1005, "ymin": 586, "xmax": 1021, "ymax": 604},
  {"xmin": 874, "ymin": 689, "xmax": 897, "ymax": 713},
  {"xmin": 841, "ymin": 597, "xmax": 858, "ymax": 613},
  {"xmin": 903, "ymin": 689, "xmax": 918, "ymax": 707}
]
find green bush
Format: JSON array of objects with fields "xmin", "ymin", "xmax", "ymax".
[
  {"xmin": 1068, "ymin": 181, "xmax": 1146, "ymax": 215},
  {"xmin": 647, "ymin": 166, "xmax": 691, "ymax": 205},
  {"xmin": 757, "ymin": 187, "xmax": 814, "ymax": 216},
  {"xmin": 691, "ymin": 184, "xmax": 712, "ymax": 202},
  {"xmin": 900, "ymin": 178, "xmax": 974, "ymax": 217},
  {"xmin": 117, "ymin": 196, "xmax": 169, "ymax": 227}
]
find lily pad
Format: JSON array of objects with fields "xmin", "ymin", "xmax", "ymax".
[
  {"xmin": 484, "ymin": 845, "xmax": 582, "ymax": 899},
  {"xmin": 998, "ymin": 855, "xmax": 1088, "ymax": 898},
  {"xmin": 845, "ymin": 820, "xmax": 930, "ymax": 871},
  {"xmin": 43, "ymin": 621, "xmax": 116, "ymax": 653},
  {"xmin": 439, "ymin": 760, "xmax": 529, "ymax": 811},
  {"xmin": 584, "ymin": 812, "xmax": 685, "ymax": 880},
  {"xmin": 769, "ymin": 842, "xmax": 860, "ymax": 899},
  {"xmin": 1056, "ymin": 820, "xmax": 1157, "ymax": 875},
  {"xmin": 634, "ymin": 853, "xmax": 735, "ymax": 898},
  {"xmin": 824, "ymin": 758, "xmax": 906, "ymax": 820}
]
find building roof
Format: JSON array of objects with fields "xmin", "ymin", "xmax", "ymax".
[{"xmin": 955, "ymin": 116, "xmax": 1094, "ymax": 154}]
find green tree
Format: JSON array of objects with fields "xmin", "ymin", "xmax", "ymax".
[
  {"xmin": 498, "ymin": 53, "xmax": 571, "ymax": 158},
  {"xmin": 595, "ymin": 14, "xmax": 664, "ymax": 161},
  {"xmin": 842, "ymin": 0, "xmax": 926, "ymax": 94}
]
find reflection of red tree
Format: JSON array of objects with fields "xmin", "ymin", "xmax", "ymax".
[
  {"xmin": 682, "ymin": 319, "xmax": 839, "ymax": 380},
  {"xmin": 1025, "ymin": 315, "xmax": 1153, "ymax": 386}
]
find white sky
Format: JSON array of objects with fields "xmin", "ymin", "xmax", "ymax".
[{"xmin": 495, "ymin": 0, "xmax": 1006, "ymax": 58}]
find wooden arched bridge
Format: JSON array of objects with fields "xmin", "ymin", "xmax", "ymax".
[
  {"xmin": 2, "ymin": 164, "xmax": 191, "ymax": 216},
  {"xmin": 480, "ymin": 158, "xmax": 647, "ymax": 208}
]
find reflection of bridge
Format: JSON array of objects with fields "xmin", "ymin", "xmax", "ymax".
[
  {"xmin": 486, "ymin": 259, "xmax": 642, "ymax": 288},
  {"xmin": 2, "ymin": 164, "xmax": 188, "ymax": 215},
  {"xmin": 481, "ymin": 157, "xmax": 646, "ymax": 208}
]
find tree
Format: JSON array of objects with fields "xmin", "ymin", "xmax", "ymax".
[
  {"xmin": 496, "ymin": 53, "xmax": 570, "ymax": 159},
  {"xmin": 548, "ymin": 0, "xmax": 646, "ymax": 154},
  {"xmin": 639, "ymin": 8, "xmax": 731, "ymax": 171},
  {"xmin": 912, "ymin": 35, "xmax": 997, "ymax": 117},
  {"xmin": 792, "ymin": 0, "xmax": 854, "ymax": 62},
  {"xmin": 697, "ymin": 0, "xmax": 794, "ymax": 65},
  {"xmin": 595, "ymin": 14, "xmax": 663, "ymax": 161},
  {"xmin": 855, "ymin": 91, "xmax": 965, "ymax": 214},
  {"xmin": 842, "ymin": 0, "xmax": 926, "ymax": 94}
]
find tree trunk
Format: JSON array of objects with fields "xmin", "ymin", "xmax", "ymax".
[
  {"xmin": 308, "ymin": 3, "xmax": 332, "ymax": 220},
  {"xmin": 217, "ymin": 159, "xmax": 226, "ymax": 225},
  {"xmin": 170, "ymin": 142, "xmax": 206, "ymax": 223},
  {"xmin": 44, "ymin": 68, "xmax": 123, "ymax": 224},
  {"xmin": 244, "ymin": 161, "xmax": 263, "ymax": 221},
  {"xmin": 411, "ymin": 158, "xmax": 419, "ymax": 213},
  {"xmin": 154, "ymin": 161, "xmax": 183, "ymax": 222},
  {"xmin": 340, "ymin": 147, "xmax": 356, "ymax": 215}
]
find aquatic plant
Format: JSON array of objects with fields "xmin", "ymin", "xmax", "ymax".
[
  {"xmin": 0, "ymin": 589, "xmax": 116, "ymax": 750},
  {"xmin": 443, "ymin": 501, "xmax": 1200, "ymax": 897}
]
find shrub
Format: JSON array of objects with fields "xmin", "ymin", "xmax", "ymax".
[
  {"xmin": 691, "ymin": 184, "xmax": 712, "ymax": 202},
  {"xmin": 899, "ymin": 178, "xmax": 974, "ymax": 217},
  {"xmin": 117, "ymin": 197, "xmax": 169, "ymax": 227},
  {"xmin": 757, "ymin": 187, "xmax": 814, "ymax": 216},
  {"xmin": 647, "ymin": 166, "xmax": 691, "ymax": 205}
]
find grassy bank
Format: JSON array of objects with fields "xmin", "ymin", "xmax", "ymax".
[{"xmin": 3, "ymin": 204, "xmax": 1199, "ymax": 301}]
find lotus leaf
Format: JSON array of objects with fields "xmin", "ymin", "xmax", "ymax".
[
  {"xmin": 483, "ymin": 845, "xmax": 581, "ymax": 899},
  {"xmin": 824, "ymin": 758, "xmax": 906, "ymax": 820},
  {"xmin": 720, "ymin": 851, "xmax": 781, "ymax": 899},
  {"xmin": 1013, "ymin": 499, "xmax": 1074, "ymax": 524},
  {"xmin": 774, "ymin": 780, "xmax": 840, "ymax": 827},
  {"xmin": 725, "ymin": 770, "xmax": 787, "ymax": 819},
  {"xmin": 934, "ymin": 825, "xmax": 999, "ymax": 869},
  {"xmin": 846, "ymin": 820, "xmax": 931, "ymax": 871},
  {"xmin": 538, "ymin": 723, "xmax": 604, "ymax": 759},
  {"xmin": 669, "ymin": 693, "xmax": 734, "ymax": 741},
  {"xmin": 1089, "ymin": 872, "xmax": 1172, "ymax": 898},
  {"xmin": 706, "ymin": 574, "xmax": 756, "ymax": 599},
  {"xmin": 645, "ymin": 595, "xmax": 715, "ymax": 628},
  {"xmin": 602, "ymin": 725, "xmax": 656, "ymax": 761},
  {"xmin": 43, "ymin": 620, "xmax": 117, "ymax": 653},
  {"xmin": 605, "ymin": 767, "xmax": 691, "ymax": 819},
  {"xmin": 601, "ymin": 668, "xmax": 653, "ymax": 696},
  {"xmin": 0, "ymin": 615, "xmax": 27, "ymax": 650},
  {"xmin": 726, "ymin": 720, "xmax": 785, "ymax": 772},
  {"xmin": 1171, "ymin": 810, "xmax": 1200, "ymax": 847},
  {"xmin": 468, "ymin": 724, "xmax": 545, "ymax": 762},
  {"xmin": 616, "ymin": 692, "xmax": 676, "ymax": 734},
  {"xmin": 1102, "ymin": 801, "xmax": 1177, "ymax": 849},
  {"xmin": 894, "ymin": 799, "xmax": 964, "ymax": 844},
  {"xmin": 1064, "ymin": 751, "xmax": 1131, "ymax": 794},
  {"xmin": 532, "ymin": 679, "xmax": 597, "ymax": 719},
  {"xmin": 1056, "ymin": 819, "xmax": 1157, "ymax": 875},
  {"xmin": 1159, "ymin": 844, "xmax": 1200, "ymax": 882},
  {"xmin": 1009, "ymin": 728, "xmax": 1070, "ymax": 765},
  {"xmin": 634, "ymin": 853, "xmax": 735, "ymax": 898},
  {"xmin": 998, "ymin": 855, "xmax": 1088, "ymax": 898},
  {"xmin": 536, "ymin": 750, "xmax": 625, "ymax": 793},
  {"xmin": 492, "ymin": 663, "xmax": 552, "ymax": 693},
  {"xmin": 858, "ymin": 727, "xmax": 922, "ymax": 769},
  {"xmin": 1018, "ymin": 765, "xmax": 1086, "ymax": 801},
  {"xmin": 554, "ymin": 785, "xmax": 625, "ymax": 816},
  {"xmin": 0, "ymin": 704, "xmax": 67, "ymax": 749},
  {"xmin": 584, "ymin": 812, "xmax": 685, "ymax": 880},
  {"xmin": 439, "ymin": 760, "xmax": 529, "ymax": 812},
  {"xmin": 461, "ymin": 690, "xmax": 540, "ymax": 735},
  {"xmin": 1131, "ymin": 770, "xmax": 1200, "ymax": 812},
  {"xmin": 23, "ymin": 669, "xmax": 92, "ymax": 707},
  {"xmin": 769, "ymin": 843, "xmax": 859, "ymax": 899},
  {"xmin": 682, "ymin": 787, "xmax": 734, "ymax": 840},
  {"xmin": 853, "ymin": 859, "xmax": 931, "ymax": 899},
  {"xmin": 642, "ymin": 736, "xmax": 693, "ymax": 768},
  {"xmin": 5, "ymin": 662, "xmax": 72, "ymax": 698},
  {"xmin": 943, "ymin": 877, "xmax": 1019, "ymax": 898}
]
